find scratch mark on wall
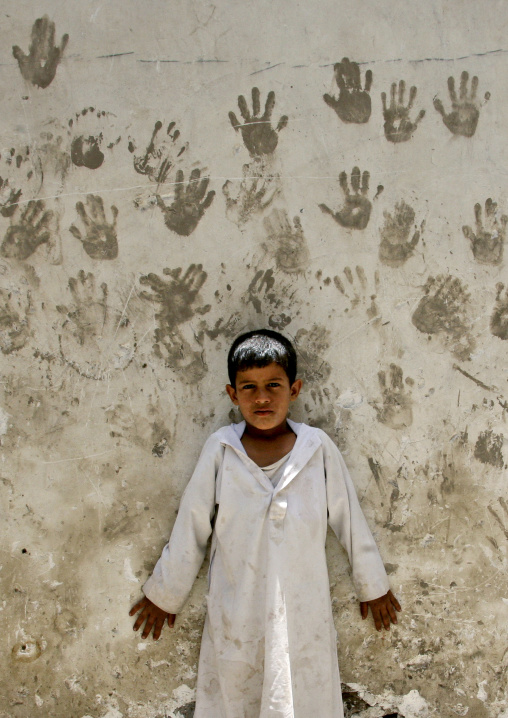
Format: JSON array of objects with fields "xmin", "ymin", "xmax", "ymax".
[
  {"xmin": 97, "ymin": 51, "xmax": 135, "ymax": 58},
  {"xmin": 452, "ymin": 364, "xmax": 494, "ymax": 392},
  {"xmin": 250, "ymin": 63, "xmax": 285, "ymax": 75}
]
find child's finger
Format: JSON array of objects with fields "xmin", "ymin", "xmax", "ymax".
[
  {"xmin": 389, "ymin": 590, "xmax": 402, "ymax": 611},
  {"xmin": 359, "ymin": 601, "xmax": 368, "ymax": 619},
  {"xmin": 129, "ymin": 598, "xmax": 146, "ymax": 616},
  {"xmin": 141, "ymin": 616, "xmax": 156, "ymax": 639}
]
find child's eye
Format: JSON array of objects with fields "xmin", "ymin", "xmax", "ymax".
[{"xmin": 268, "ymin": 383, "xmax": 281, "ymax": 387}]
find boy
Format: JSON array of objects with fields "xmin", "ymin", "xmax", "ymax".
[{"xmin": 130, "ymin": 329, "xmax": 400, "ymax": 718}]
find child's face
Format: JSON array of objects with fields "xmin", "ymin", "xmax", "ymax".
[{"xmin": 226, "ymin": 362, "xmax": 302, "ymax": 433}]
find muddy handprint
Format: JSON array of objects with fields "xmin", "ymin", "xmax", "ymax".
[
  {"xmin": 382, "ymin": 81, "xmax": 425, "ymax": 143},
  {"xmin": 412, "ymin": 275, "xmax": 475, "ymax": 360},
  {"xmin": 262, "ymin": 208, "xmax": 310, "ymax": 274},
  {"xmin": 462, "ymin": 199, "xmax": 506, "ymax": 266},
  {"xmin": 433, "ymin": 71, "xmax": 490, "ymax": 138},
  {"xmin": 243, "ymin": 269, "xmax": 296, "ymax": 328},
  {"xmin": 331, "ymin": 265, "xmax": 380, "ymax": 320},
  {"xmin": 294, "ymin": 325, "xmax": 332, "ymax": 384},
  {"xmin": 371, "ymin": 364, "xmax": 414, "ymax": 430},
  {"xmin": 1, "ymin": 200, "xmax": 53, "ymax": 260},
  {"xmin": 0, "ymin": 177, "xmax": 22, "ymax": 218},
  {"xmin": 69, "ymin": 195, "xmax": 119, "ymax": 260},
  {"xmin": 139, "ymin": 264, "xmax": 210, "ymax": 377},
  {"xmin": 69, "ymin": 107, "xmax": 121, "ymax": 171},
  {"xmin": 229, "ymin": 87, "xmax": 288, "ymax": 157},
  {"xmin": 490, "ymin": 283, "xmax": 508, "ymax": 341},
  {"xmin": 156, "ymin": 169, "xmax": 215, "ymax": 236},
  {"xmin": 57, "ymin": 271, "xmax": 135, "ymax": 379},
  {"xmin": 0, "ymin": 288, "xmax": 31, "ymax": 354},
  {"xmin": 323, "ymin": 58, "xmax": 373, "ymax": 124},
  {"xmin": 222, "ymin": 160, "xmax": 280, "ymax": 227},
  {"xmin": 12, "ymin": 16, "xmax": 68, "ymax": 89},
  {"xmin": 379, "ymin": 200, "xmax": 423, "ymax": 267},
  {"xmin": 129, "ymin": 121, "xmax": 187, "ymax": 184},
  {"xmin": 319, "ymin": 167, "xmax": 380, "ymax": 230},
  {"xmin": 0, "ymin": 146, "xmax": 41, "ymax": 215},
  {"xmin": 58, "ymin": 271, "xmax": 108, "ymax": 347}
]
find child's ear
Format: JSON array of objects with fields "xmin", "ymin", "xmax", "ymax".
[
  {"xmin": 290, "ymin": 379, "xmax": 302, "ymax": 401},
  {"xmin": 226, "ymin": 384, "xmax": 239, "ymax": 405}
]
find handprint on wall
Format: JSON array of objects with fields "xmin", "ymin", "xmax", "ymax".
[
  {"xmin": 0, "ymin": 288, "xmax": 31, "ymax": 354},
  {"xmin": 378, "ymin": 200, "xmax": 423, "ymax": 267},
  {"xmin": 156, "ymin": 169, "xmax": 215, "ymax": 236},
  {"xmin": 381, "ymin": 81, "xmax": 425, "ymax": 143},
  {"xmin": 371, "ymin": 364, "xmax": 414, "ymax": 430},
  {"xmin": 0, "ymin": 146, "xmax": 41, "ymax": 214},
  {"xmin": 411, "ymin": 275, "xmax": 476, "ymax": 360},
  {"xmin": 319, "ymin": 167, "xmax": 381, "ymax": 230},
  {"xmin": 222, "ymin": 160, "xmax": 281, "ymax": 227},
  {"xmin": 262, "ymin": 208, "xmax": 310, "ymax": 274},
  {"xmin": 69, "ymin": 195, "xmax": 119, "ymax": 260},
  {"xmin": 69, "ymin": 108, "xmax": 121, "ymax": 170},
  {"xmin": 139, "ymin": 264, "xmax": 211, "ymax": 378},
  {"xmin": 462, "ymin": 199, "xmax": 506, "ymax": 266},
  {"xmin": 490, "ymin": 283, "xmax": 508, "ymax": 341},
  {"xmin": 0, "ymin": 200, "xmax": 53, "ymax": 260},
  {"xmin": 433, "ymin": 71, "xmax": 490, "ymax": 137},
  {"xmin": 323, "ymin": 58, "xmax": 373, "ymax": 124},
  {"xmin": 229, "ymin": 87, "xmax": 288, "ymax": 156},
  {"xmin": 243, "ymin": 268, "xmax": 296, "ymax": 328},
  {"xmin": 57, "ymin": 270, "xmax": 136, "ymax": 379},
  {"xmin": 330, "ymin": 265, "xmax": 380, "ymax": 320},
  {"xmin": 129, "ymin": 121, "xmax": 187, "ymax": 184},
  {"xmin": 12, "ymin": 16, "xmax": 68, "ymax": 89},
  {"xmin": 0, "ymin": 177, "xmax": 22, "ymax": 218}
]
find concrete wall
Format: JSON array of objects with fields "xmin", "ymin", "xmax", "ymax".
[{"xmin": 1, "ymin": 2, "xmax": 507, "ymax": 716}]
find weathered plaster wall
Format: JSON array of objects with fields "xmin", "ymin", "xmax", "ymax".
[{"xmin": 1, "ymin": 2, "xmax": 507, "ymax": 716}]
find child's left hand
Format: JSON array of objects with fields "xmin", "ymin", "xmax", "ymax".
[{"xmin": 360, "ymin": 589, "xmax": 401, "ymax": 631}]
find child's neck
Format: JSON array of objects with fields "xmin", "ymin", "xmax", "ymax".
[{"xmin": 241, "ymin": 420, "xmax": 297, "ymax": 467}]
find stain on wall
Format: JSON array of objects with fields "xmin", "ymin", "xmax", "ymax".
[{"xmin": 1, "ymin": 2, "xmax": 507, "ymax": 717}]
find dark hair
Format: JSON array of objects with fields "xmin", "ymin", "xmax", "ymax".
[{"xmin": 227, "ymin": 329, "xmax": 297, "ymax": 386}]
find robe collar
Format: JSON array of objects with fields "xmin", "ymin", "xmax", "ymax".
[{"xmin": 218, "ymin": 420, "xmax": 322, "ymax": 493}]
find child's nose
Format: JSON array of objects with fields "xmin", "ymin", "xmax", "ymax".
[{"xmin": 255, "ymin": 388, "xmax": 270, "ymax": 402}]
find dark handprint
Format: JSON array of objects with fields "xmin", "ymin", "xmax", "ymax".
[
  {"xmin": 12, "ymin": 16, "xmax": 68, "ymax": 89},
  {"xmin": 139, "ymin": 264, "xmax": 210, "ymax": 375},
  {"xmin": 0, "ymin": 288, "xmax": 31, "ymax": 354},
  {"xmin": 156, "ymin": 169, "xmax": 215, "ymax": 236},
  {"xmin": 323, "ymin": 58, "xmax": 373, "ymax": 124},
  {"xmin": 371, "ymin": 364, "xmax": 414, "ymax": 430},
  {"xmin": 1, "ymin": 200, "xmax": 53, "ymax": 259},
  {"xmin": 229, "ymin": 87, "xmax": 288, "ymax": 156},
  {"xmin": 222, "ymin": 159, "xmax": 280, "ymax": 226},
  {"xmin": 382, "ymin": 81, "xmax": 425, "ymax": 143},
  {"xmin": 433, "ymin": 71, "xmax": 490, "ymax": 138},
  {"xmin": 69, "ymin": 195, "xmax": 119, "ymax": 260},
  {"xmin": 462, "ymin": 199, "xmax": 507, "ymax": 266},
  {"xmin": 319, "ymin": 167, "xmax": 380, "ymax": 230},
  {"xmin": 379, "ymin": 200, "xmax": 423, "ymax": 267},
  {"xmin": 129, "ymin": 121, "xmax": 187, "ymax": 184},
  {"xmin": 0, "ymin": 177, "xmax": 22, "ymax": 218},
  {"xmin": 491, "ymin": 283, "xmax": 508, "ymax": 341},
  {"xmin": 263, "ymin": 208, "xmax": 310, "ymax": 274}
]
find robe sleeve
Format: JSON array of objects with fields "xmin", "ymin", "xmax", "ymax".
[
  {"xmin": 142, "ymin": 433, "xmax": 224, "ymax": 614},
  {"xmin": 321, "ymin": 432, "xmax": 390, "ymax": 602}
]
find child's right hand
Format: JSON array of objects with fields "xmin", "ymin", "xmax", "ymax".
[{"xmin": 130, "ymin": 596, "xmax": 176, "ymax": 640}]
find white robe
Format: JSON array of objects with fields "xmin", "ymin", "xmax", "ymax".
[{"xmin": 143, "ymin": 421, "xmax": 390, "ymax": 718}]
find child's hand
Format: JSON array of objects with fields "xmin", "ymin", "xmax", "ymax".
[
  {"xmin": 360, "ymin": 589, "xmax": 401, "ymax": 631},
  {"xmin": 129, "ymin": 596, "xmax": 176, "ymax": 640}
]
